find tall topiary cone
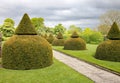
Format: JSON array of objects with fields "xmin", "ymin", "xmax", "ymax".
[
  {"xmin": 15, "ymin": 14, "xmax": 37, "ymax": 35},
  {"xmin": 47, "ymin": 33, "xmax": 54, "ymax": 44},
  {"xmin": 64, "ymin": 31, "xmax": 86, "ymax": 50},
  {"xmin": 57, "ymin": 32, "xmax": 63, "ymax": 39},
  {"xmin": 52, "ymin": 32, "xmax": 64, "ymax": 46},
  {"xmin": 2, "ymin": 13, "xmax": 53, "ymax": 70},
  {"xmin": 95, "ymin": 22, "xmax": 120, "ymax": 62},
  {"xmin": 107, "ymin": 22, "xmax": 120, "ymax": 40}
]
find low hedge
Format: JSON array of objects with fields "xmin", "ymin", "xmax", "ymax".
[
  {"xmin": 52, "ymin": 38, "xmax": 64, "ymax": 46},
  {"xmin": 95, "ymin": 40, "xmax": 120, "ymax": 62},
  {"xmin": 64, "ymin": 38, "xmax": 86, "ymax": 50}
]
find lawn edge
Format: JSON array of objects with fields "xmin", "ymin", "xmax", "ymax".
[{"xmin": 53, "ymin": 49, "xmax": 120, "ymax": 76}]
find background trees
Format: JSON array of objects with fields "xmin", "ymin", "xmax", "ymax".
[
  {"xmin": 0, "ymin": 18, "xmax": 15, "ymax": 40},
  {"xmin": 98, "ymin": 10, "xmax": 120, "ymax": 35}
]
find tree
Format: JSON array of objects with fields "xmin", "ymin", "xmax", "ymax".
[
  {"xmin": 0, "ymin": 18, "xmax": 15, "ymax": 39},
  {"xmin": 53, "ymin": 24, "xmax": 66, "ymax": 35},
  {"xmin": 31, "ymin": 17, "xmax": 45, "ymax": 34},
  {"xmin": 68, "ymin": 25, "xmax": 82, "ymax": 34},
  {"xmin": 98, "ymin": 10, "xmax": 120, "ymax": 35},
  {"xmin": 81, "ymin": 28, "xmax": 103, "ymax": 44}
]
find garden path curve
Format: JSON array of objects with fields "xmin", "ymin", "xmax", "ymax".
[{"xmin": 53, "ymin": 50, "xmax": 120, "ymax": 83}]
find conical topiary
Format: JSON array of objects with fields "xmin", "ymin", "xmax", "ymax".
[
  {"xmin": 71, "ymin": 31, "xmax": 79, "ymax": 38},
  {"xmin": 2, "ymin": 13, "xmax": 53, "ymax": 70},
  {"xmin": 15, "ymin": 13, "xmax": 37, "ymax": 35},
  {"xmin": 57, "ymin": 32, "xmax": 63, "ymax": 39},
  {"xmin": 107, "ymin": 22, "xmax": 120, "ymax": 40}
]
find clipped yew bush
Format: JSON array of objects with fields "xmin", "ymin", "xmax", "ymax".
[
  {"xmin": 47, "ymin": 33, "xmax": 54, "ymax": 44},
  {"xmin": 2, "ymin": 13, "xmax": 53, "ymax": 70},
  {"xmin": 52, "ymin": 32, "xmax": 65, "ymax": 46},
  {"xmin": 64, "ymin": 31, "xmax": 86, "ymax": 50},
  {"xmin": 0, "ymin": 33, "xmax": 1, "ymax": 57},
  {"xmin": 95, "ymin": 22, "xmax": 120, "ymax": 62}
]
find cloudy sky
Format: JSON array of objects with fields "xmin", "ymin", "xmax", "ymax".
[{"xmin": 0, "ymin": 0, "xmax": 120, "ymax": 29}]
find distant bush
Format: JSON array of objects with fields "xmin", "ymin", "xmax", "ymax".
[
  {"xmin": 52, "ymin": 32, "xmax": 64, "ymax": 46},
  {"xmin": 47, "ymin": 34, "xmax": 54, "ymax": 44},
  {"xmin": 2, "ymin": 13, "xmax": 53, "ymax": 70},
  {"xmin": 52, "ymin": 38, "xmax": 64, "ymax": 46},
  {"xmin": 64, "ymin": 31, "xmax": 86, "ymax": 50}
]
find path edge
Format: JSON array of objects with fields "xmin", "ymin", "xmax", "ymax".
[{"xmin": 53, "ymin": 49, "xmax": 120, "ymax": 76}]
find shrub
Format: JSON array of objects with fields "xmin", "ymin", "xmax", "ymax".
[
  {"xmin": 107, "ymin": 22, "xmax": 120, "ymax": 40},
  {"xmin": 64, "ymin": 31, "xmax": 86, "ymax": 50},
  {"xmin": 52, "ymin": 38, "xmax": 65, "ymax": 46},
  {"xmin": 52, "ymin": 32, "xmax": 64, "ymax": 46},
  {"xmin": 0, "ymin": 33, "xmax": 1, "ymax": 57},
  {"xmin": 71, "ymin": 31, "xmax": 79, "ymax": 38},
  {"xmin": 15, "ymin": 14, "xmax": 37, "ymax": 35},
  {"xmin": 95, "ymin": 22, "xmax": 120, "ymax": 62},
  {"xmin": 57, "ymin": 32, "xmax": 63, "ymax": 39},
  {"xmin": 95, "ymin": 40, "xmax": 120, "ymax": 62},
  {"xmin": 47, "ymin": 34, "xmax": 54, "ymax": 44},
  {"xmin": 2, "ymin": 13, "xmax": 53, "ymax": 70}
]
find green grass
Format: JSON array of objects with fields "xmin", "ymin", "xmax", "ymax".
[
  {"xmin": 0, "ymin": 58, "xmax": 93, "ymax": 83},
  {"xmin": 53, "ymin": 44, "xmax": 120, "ymax": 73}
]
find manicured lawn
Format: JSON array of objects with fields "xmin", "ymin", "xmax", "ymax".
[
  {"xmin": 53, "ymin": 44, "xmax": 120, "ymax": 73},
  {"xmin": 0, "ymin": 58, "xmax": 93, "ymax": 83}
]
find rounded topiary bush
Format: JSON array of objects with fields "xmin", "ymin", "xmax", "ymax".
[
  {"xmin": 95, "ymin": 22, "xmax": 120, "ymax": 62},
  {"xmin": 64, "ymin": 31, "xmax": 86, "ymax": 50},
  {"xmin": 52, "ymin": 32, "xmax": 65, "ymax": 46},
  {"xmin": 2, "ymin": 13, "xmax": 53, "ymax": 70},
  {"xmin": 52, "ymin": 38, "xmax": 65, "ymax": 46},
  {"xmin": 95, "ymin": 40, "xmax": 120, "ymax": 62}
]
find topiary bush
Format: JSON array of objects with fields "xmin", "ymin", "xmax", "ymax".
[
  {"xmin": 0, "ymin": 33, "xmax": 1, "ymax": 57},
  {"xmin": 95, "ymin": 40, "xmax": 120, "ymax": 61},
  {"xmin": 64, "ymin": 31, "xmax": 86, "ymax": 50},
  {"xmin": 95, "ymin": 22, "xmax": 120, "ymax": 62},
  {"xmin": 47, "ymin": 33, "xmax": 54, "ymax": 44},
  {"xmin": 2, "ymin": 13, "xmax": 53, "ymax": 70},
  {"xmin": 52, "ymin": 32, "xmax": 65, "ymax": 46}
]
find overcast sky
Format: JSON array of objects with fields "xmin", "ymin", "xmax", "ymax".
[{"xmin": 0, "ymin": 0, "xmax": 120, "ymax": 29}]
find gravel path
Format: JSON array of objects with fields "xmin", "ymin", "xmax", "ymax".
[{"xmin": 53, "ymin": 50, "xmax": 120, "ymax": 83}]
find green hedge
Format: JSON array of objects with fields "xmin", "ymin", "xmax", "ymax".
[
  {"xmin": 64, "ymin": 38, "xmax": 86, "ymax": 50},
  {"xmin": 2, "ymin": 35, "xmax": 53, "ymax": 69},
  {"xmin": 95, "ymin": 40, "xmax": 120, "ymax": 62},
  {"xmin": 52, "ymin": 38, "xmax": 64, "ymax": 46},
  {"xmin": 2, "ymin": 13, "xmax": 53, "ymax": 70},
  {"xmin": 47, "ymin": 34, "xmax": 54, "ymax": 44}
]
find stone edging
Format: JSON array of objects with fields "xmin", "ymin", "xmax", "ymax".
[{"xmin": 53, "ymin": 49, "xmax": 120, "ymax": 76}]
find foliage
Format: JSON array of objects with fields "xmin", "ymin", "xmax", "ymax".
[
  {"xmin": 53, "ymin": 44, "xmax": 120, "ymax": 73},
  {"xmin": 64, "ymin": 38, "xmax": 86, "ymax": 50},
  {"xmin": 47, "ymin": 33, "xmax": 54, "ymax": 44},
  {"xmin": 81, "ymin": 28, "xmax": 103, "ymax": 44},
  {"xmin": 31, "ymin": 17, "xmax": 45, "ymax": 34},
  {"xmin": 95, "ymin": 40, "xmax": 120, "ymax": 62},
  {"xmin": 107, "ymin": 22, "xmax": 120, "ymax": 40},
  {"xmin": 0, "ymin": 33, "xmax": 1, "ymax": 57},
  {"xmin": 53, "ymin": 24, "xmax": 66, "ymax": 35},
  {"xmin": 0, "ymin": 18, "xmax": 15, "ymax": 39},
  {"xmin": 71, "ymin": 31, "xmax": 79, "ymax": 38},
  {"xmin": 15, "ymin": 14, "xmax": 37, "ymax": 35},
  {"xmin": 98, "ymin": 10, "xmax": 120, "ymax": 35},
  {"xmin": 52, "ymin": 38, "xmax": 65, "ymax": 46},
  {"xmin": 57, "ymin": 32, "xmax": 63, "ymax": 39},
  {"xmin": 68, "ymin": 25, "xmax": 82, "ymax": 34},
  {"xmin": 2, "ymin": 13, "xmax": 53, "ymax": 70}
]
